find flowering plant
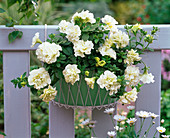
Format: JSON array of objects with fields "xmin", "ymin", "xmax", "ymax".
[
  {"xmin": 79, "ymin": 106, "xmax": 169, "ymax": 138},
  {"xmin": 11, "ymin": 10, "xmax": 158, "ymax": 106}
]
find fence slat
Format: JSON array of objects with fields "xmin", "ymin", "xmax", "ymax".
[
  {"xmin": 3, "ymin": 51, "xmax": 31, "ymax": 138},
  {"xmin": 135, "ymin": 51, "xmax": 161, "ymax": 138},
  {"xmin": 92, "ymin": 107, "xmax": 116, "ymax": 137},
  {"xmin": 49, "ymin": 102, "xmax": 74, "ymax": 138},
  {"xmin": 0, "ymin": 25, "xmax": 170, "ymax": 51}
]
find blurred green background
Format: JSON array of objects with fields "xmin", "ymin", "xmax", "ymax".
[{"xmin": 0, "ymin": 0, "xmax": 170, "ymax": 137}]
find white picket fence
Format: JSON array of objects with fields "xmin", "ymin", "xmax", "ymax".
[{"xmin": 0, "ymin": 25, "xmax": 169, "ymax": 138}]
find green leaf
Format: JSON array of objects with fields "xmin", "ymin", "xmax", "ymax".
[
  {"xmin": 59, "ymin": 54, "xmax": 66, "ymax": 60},
  {"xmin": 7, "ymin": 0, "xmax": 18, "ymax": 7},
  {"xmin": 22, "ymin": 72, "xmax": 27, "ymax": 78},
  {"xmin": 82, "ymin": 33, "xmax": 89, "ymax": 41},
  {"xmin": 26, "ymin": 10, "xmax": 33, "ymax": 19},
  {"xmin": 118, "ymin": 59, "xmax": 122, "ymax": 63},
  {"xmin": 17, "ymin": 31, "xmax": 23, "ymax": 38},
  {"xmin": 94, "ymin": 39, "xmax": 99, "ymax": 44},
  {"xmin": 6, "ymin": 21, "xmax": 15, "ymax": 27},
  {"xmin": 62, "ymin": 47, "xmax": 73, "ymax": 56},
  {"xmin": 56, "ymin": 63, "xmax": 61, "ymax": 68},
  {"xmin": 0, "ymin": 8, "xmax": 5, "ymax": 13},
  {"xmin": 31, "ymin": 87, "xmax": 37, "ymax": 95},
  {"xmin": 0, "ymin": 131, "xmax": 6, "ymax": 136},
  {"xmin": 8, "ymin": 31, "xmax": 23, "ymax": 43}
]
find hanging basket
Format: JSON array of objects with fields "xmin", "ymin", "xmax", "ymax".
[
  {"xmin": 11, "ymin": 10, "xmax": 158, "ymax": 110},
  {"xmin": 53, "ymin": 76, "xmax": 115, "ymax": 108}
]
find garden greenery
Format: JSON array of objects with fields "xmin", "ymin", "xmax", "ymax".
[{"xmin": 11, "ymin": 10, "xmax": 158, "ymax": 106}]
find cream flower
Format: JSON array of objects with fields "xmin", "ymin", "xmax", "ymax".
[
  {"xmin": 126, "ymin": 118, "xmax": 137, "ymax": 126},
  {"xmin": 28, "ymin": 67, "xmax": 51, "ymax": 89},
  {"xmin": 136, "ymin": 111, "xmax": 151, "ymax": 118},
  {"xmin": 107, "ymin": 131, "xmax": 116, "ymax": 138},
  {"xmin": 71, "ymin": 10, "xmax": 96, "ymax": 24},
  {"xmin": 36, "ymin": 42, "xmax": 62, "ymax": 64},
  {"xmin": 127, "ymin": 105, "xmax": 135, "ymax": 110},
  {"xmin": 140, "ymin": 72, "xmax": 155, "ymax": 84},
  {"xmin": 104, "ymin": 108, "xmax": 115, "ymax": 115},
  {"xmin": 124, "ymin": 49, "xmax": 142, "ymax": 65},
  {"xmin": 39, "ymin": 85, "xmax": 57, "ymax": 102},
  {"xmin": 125, "ymin": 65, "xmax": 140, "ymax": 86},
  {"xmin": 65, "ymin": 23, "xmax": 81, "ymax": 42},
  {"xmin": 31, "ymin": 32, "xmax": 42, "ymax": 47},
  {"xmin": 110, "ymin": 30, "xmax": 129, "ymax": 49},
  {"xmin": 114, "ymin": 115, "xmax": 126, "ymax": 122},
  {"xmin": 63, "ymin": 64, "xmax": 81, "ymax": 85},
  {"xmin": 58, "ymin": 20, "xmax": 71, "ymax": 33},
  {"xmin": 156, "ymin": 126, "xmax": 166, "ymax": 133},
  {"xmin": 85, "ymin": 77, "xmax": 96, "ymax": 89},
  {"xmin": 98, "ymin": 45, "xmax": 116, "ymax": 59},
  {"xmin": 97, "ymin": 70, "xmax": 121, "ymax": 95},
  {"xmin": 73, "ymin": 40, "xmax": 94, "ymax": 57},
  {"xmin": 102, "ymin": 15, "xmax": 118, "ymax": 33},
  {"xmin": 119, "ymin": 88, "xmax": 138, "ymax": 104},
  {"xmin": 149, "ymin": 112, "xmax": 159, "ymax": 119}
]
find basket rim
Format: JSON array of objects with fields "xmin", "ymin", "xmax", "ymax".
[{"xmin": 51, "ymin": 100, "xmax": 117, "ymax": 110}]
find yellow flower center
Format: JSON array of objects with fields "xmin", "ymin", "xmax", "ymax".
[
  {"xmin": 159, "ymin": 130, "xmax": 163, "ymax": 133},
  {"xmin": 130, "ymin": 121, "xmax": 134, "ymax": 123}
]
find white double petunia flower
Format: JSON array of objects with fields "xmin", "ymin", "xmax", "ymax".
[
  {"xmin": 71, "ymin": 10, "xmax": 96, "ymax": 24},
  {"xmin": 28, "ymin": 67, "xmax": 51, "ymax": 89},
  {"xmin": 36, "ymin": 42, "xmax": 62, "ymax": 64},
  {"xmin": 110, "ymin": 30, "xmax": 129, "ymax": 49},
  {"xmin": 85, "ymin": 77, "xmax": 96, "ymax": 89},
  {"xmin": 140, "ymin": 72, "xmax": 155, "ymax": 84},
  {"xmin": 58, "ymin": 20, "xmax": 71, "ymax": 33},
  {"xmin": 124, "ymin": 49, "xmax": 142, "ymax": 65},
  {"xmin": 102, "ymin": 15, "xmax": 118, "ymax": 33},
  {"xmin": 97, "ymin": 70, "xmax": 121, "ymax": 95},
  {"xmin": 125, "ymin": 65, "xmax": 140, "ymax": 86},
  {"xmin": 39, "ymin": 85, "xmax": 57, "ymax": 102},
  {"xmin": 73, "ymin": 40, "xmax": 94, "ymax": 57},
  {"xmin": 63, "ymin": 64, "xmax": 81, "ymax": 85},
  {"xmin": 119, "ymin": 88, "xmax": 138, "ymax": 104},
  {"xmin": 65, "ymin": 23, "xmax": 81, "ymax": 43}
]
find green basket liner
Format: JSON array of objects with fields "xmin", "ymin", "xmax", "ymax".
[{"xmin": 54, "ymin": 76, "xmax": 114, "ymax": 107}]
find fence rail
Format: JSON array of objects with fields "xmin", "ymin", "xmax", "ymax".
[{"xmin": 0, "ymin": 25, "xmax": 170, "ymax": 138}]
